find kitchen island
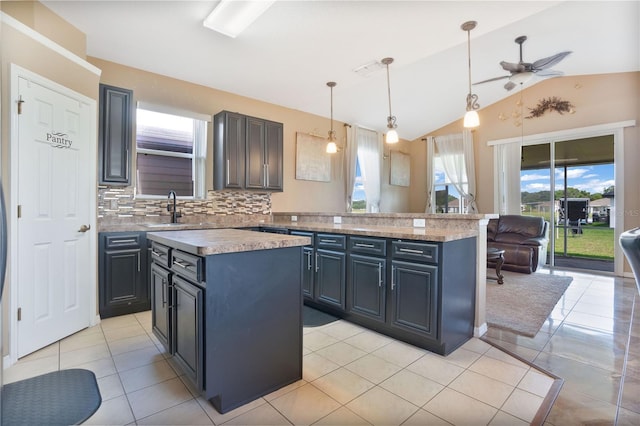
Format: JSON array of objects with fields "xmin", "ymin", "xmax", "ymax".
[{"xmin": 146, "ymin": 229, "xmax": 310, "ymax": 414}]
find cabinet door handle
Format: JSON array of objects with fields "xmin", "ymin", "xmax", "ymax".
[
  {"xmin": 391, "ymin": 265, "xmax": 396, "ymax": 290},
  {"xmin": 306, "ymin": 251, "xmax": 312, "ymax": 270},
  {"xmin": 399, "ymin": 248, "xmax": 424, "ymax": 255},
  {"xmin": 355, "ymin": 243, "xmax": 375, "ymax": 248},
  {"xmin": 161, "ymin": 278, "xmax": 167, "ymax": 306},
  {"xmin": 320, "ymin": 239, "xmax": 336, "ymax": 244},
  {"xmin": 226, "ymin": 159, "xmax": 230, "ymax": 184},
  {"xmin": 264, "ymin": 164, "xmax": 269, "ymax": 187},
  {"xmin": 151, "ymin": 250, "xmax": 163, "ymax": 258},
  {"xmin": 315, "ymin": 252, "xmax": 319, "ymax": 272},
  {"xmin": 378, "ymin": 263, "xmax": 383, "ymax": 287},
  {"xmin": 173, "ymin": 260, "xmax": 189, "ymax": 269},
  {"xmin": 137, "ymin": 253, "xmax": 141, "ymax": 272}
]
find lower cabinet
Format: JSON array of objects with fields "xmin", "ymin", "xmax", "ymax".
[
  {"xmin": 150, "ymin": 241, "xmax": 205, "ymax": 392},
  {"xmin": 99, "ymin": 232, "xmax": 149, "ymax": 318},
  {"xmin": 173, "ymin": 275, "xmax": 204, "ymax": 391},
  {"xmin": 315, "ymin": 249, "xmax": 346, "ymax": 310},
  {"xmin": 150, "ymin": 263, "xmax": 172, "ymax": 352},
  {"xmin": 390, "ymin": 260, "xmax": 438, "ymax": 340},
  {"xmin": 348, "ymin": 254, "xmax": 386, "ymax": 322},
  {"xmin": 290, "ymin": 231, "xmax": 314, "ymax": 300}
]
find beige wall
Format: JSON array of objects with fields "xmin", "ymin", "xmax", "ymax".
[
  {"xmin": 1, "ymin": 1, "xmax": 100, "ymax": 356},
  {"xmin": 409, "ymin": 72, "xmax": 639, "ymax": 227}
]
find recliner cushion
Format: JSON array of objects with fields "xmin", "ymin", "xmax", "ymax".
[{"xmin": 497, "ymin": 215, "xmax": 545, "ymax": 238}]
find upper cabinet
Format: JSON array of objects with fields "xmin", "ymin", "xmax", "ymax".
[
  {"xmin": 214, "ymin": 111, "xmax": 283, "ymax": 192},
  {"xmin": 99, "ymin": 84, "xmax": 133, "ymax": 185}
]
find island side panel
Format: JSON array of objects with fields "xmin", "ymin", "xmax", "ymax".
[{"xmin": 204, "ymin": 246, "xmax": 303, "ymax": 413}]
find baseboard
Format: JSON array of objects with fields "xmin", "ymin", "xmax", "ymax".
[
  {"xmin": 474, "ymin": 322, "xmax": 488, "ymax": 337},
  {"xmin": 4, "ymin": 353, "xmax": 14, "ymax": 369}
]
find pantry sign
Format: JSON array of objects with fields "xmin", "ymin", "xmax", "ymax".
[{"xmin": 46, "ymin": 132, "xmax": 73, "ymax": 149}]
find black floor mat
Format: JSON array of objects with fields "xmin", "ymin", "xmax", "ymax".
[
  {"xmin": 2, "ymin": 369, "xmax": 101, "ymax": 426},
  {"xmin": 303, "ymin": 305, "xmax": 338, "ymax": 327}
]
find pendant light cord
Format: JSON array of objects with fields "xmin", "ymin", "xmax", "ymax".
[{"xmin": 386, "ymin": 63, "xmax": 393, "ymax": 118}]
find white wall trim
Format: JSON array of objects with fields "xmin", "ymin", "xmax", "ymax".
[
  {"xmin": 0, "ymin": 11, "xmax": 101, "ymax": 76},
  {"xmin": 137, "ymin": 101, "xmax": 212, "ymax": 123},
  {"xmin": 474, "ymin": 323, "xmax": 488, "ymax": 338},
  {"xmin": 487, "ymin": 120, "xmax": 636, "ymax": 146}
]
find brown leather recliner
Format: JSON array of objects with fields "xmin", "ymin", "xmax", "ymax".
[{"xmin": 487, "ymin": 215, "xmax": 549, "ymax": 274}]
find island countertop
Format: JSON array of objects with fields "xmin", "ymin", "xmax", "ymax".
[{"xmin": 146, "ymin": 228, "xmax": 311, "ymax": 256}]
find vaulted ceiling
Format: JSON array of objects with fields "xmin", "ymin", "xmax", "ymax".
[{"xmin": 43, "ymin": 1, "xmax": 640, "ymax": 140}]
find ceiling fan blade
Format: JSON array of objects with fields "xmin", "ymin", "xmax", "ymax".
[
  {"xmin": 500, "ymin": 61, "xmax": 525, "ymax": 72},
  {"xmin": 532, "ymin": 51, "xmax": 572, "ymax": 70},
  {"xmin": 535, "ymin": 69, "xmax": 565, "ymax": 77},
  {"xmin": 504, "ymin": 81, "xmax": 517, "ymax": 91},
  {"xmin": 473, "ymin": 75, "xmax": 509, "ymax": 85}
]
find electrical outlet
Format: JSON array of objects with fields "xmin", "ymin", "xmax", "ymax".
[
  {"xmin": 333, "ymin": 216, "xmax": 342, "ymax": 224},
  {"xmin": 413, "ymin": 218, "xmax": 426, "ymax": 228},
  {"xmin": 291, "ymin": 215, "xmax": 298, "ymax": 222}
]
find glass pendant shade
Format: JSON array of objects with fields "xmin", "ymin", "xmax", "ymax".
[
  {"xmin": 385, "ymin": 129, "xmax": 399, "ymax": 144},
  {"xmin": 463, "ymin": 110, "xmax": 480, "ymax": 128},
  {"xmin": 326, "ymin": 141, "xmax": 338, "ymax": 154}
]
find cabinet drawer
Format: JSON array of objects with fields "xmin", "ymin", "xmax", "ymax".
[
  {"xmin": 172, "ymin": 250, "xmax": 204, "ymax": 283},
  {"xmin": 317, "ymin": 233, "xmax": 346, "ymax": 250},
  {"xmin": 150, "ymin": 242, "xmax": 172, "ymax": 268},
  {"xmin": 392, "ymin": 241, "xmax": 439, "ymax": 264},
  {"xmin": 349, "ymin": 236, "xmax": 386, "ymax": 256},
  {"xmin": 290, "ymin": 231, "xmax": 314, "ymax": 246},
  {"xmin": 105, "ymin": 233, "xmax": 142, "ymax": 249}
]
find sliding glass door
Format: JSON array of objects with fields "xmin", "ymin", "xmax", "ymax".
[{"xmin": 520, "ymin": 136, "xmax": 614, "ymax": 272}]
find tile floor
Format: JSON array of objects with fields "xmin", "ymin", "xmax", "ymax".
[{"xmin": 3, "ymin": 268, "xmax": 639, "ymax": 425}]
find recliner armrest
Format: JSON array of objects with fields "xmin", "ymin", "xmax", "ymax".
[{"xmin": 521, "ymin": 236, "xmax": 547, "ymax": 247}]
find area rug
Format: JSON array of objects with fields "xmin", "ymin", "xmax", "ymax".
[
  {"xmin": 486, "ymin": 270, "xmax": 573, "ymax": 337},
  {"xmin": 303, "ymin": 305, "xmax": 338, "ymax": 327}
]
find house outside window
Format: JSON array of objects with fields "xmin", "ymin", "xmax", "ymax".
[{"xmin": 136, "ymin": 106, "xmax": 207, "ymax": 198}]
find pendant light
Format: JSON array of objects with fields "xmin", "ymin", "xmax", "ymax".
[
  {"xmin": 326, "ymin": 82, "xmax": 338, "ymax": 154},
  {"xmin": 381, "ymin": 57, "xmax": 399, "ymax": 144},
  {"xmin": 461, "ymin": 21, "xmax": 480, "ymax": 128}
]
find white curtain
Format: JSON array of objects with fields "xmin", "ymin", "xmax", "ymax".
[
  {"xmin": 344, "ymin": 125, "xmax": 358, "ymax": 212},
  {"xmin": 424, "ymin": 137, "xmax": 435, "ymax": 213},
  {"xmin": 495, "ymin": 142, "xmax": 522, "ymax": 214},
  {"xmin": 434, "ymin": 131, "xmax": 478, "ymax": 213},
  {"xmin": 357, "ymin": 127, "xmax": 382, "ymax": 213},
  {"xmin": 193, "ymin": 119, "xmax": 208, "ymax": 199}
]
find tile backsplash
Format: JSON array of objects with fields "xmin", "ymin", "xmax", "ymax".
[{"xmin": 98, "ymin": 186, "xmax": 271, "ymax": 219}]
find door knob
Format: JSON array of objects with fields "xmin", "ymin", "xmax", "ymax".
[{"xmin": 78, "ymin": 224, "xmax": 91, "ymax": 233}]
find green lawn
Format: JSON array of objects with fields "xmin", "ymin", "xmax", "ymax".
[{"xmin": 551, "ymin": 224, "xmax": 615, "ymax": 260}]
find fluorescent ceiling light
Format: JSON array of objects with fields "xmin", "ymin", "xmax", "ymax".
[{"xmin": 204, "ymin": 0, "xmax": 275, "ymax": 38}]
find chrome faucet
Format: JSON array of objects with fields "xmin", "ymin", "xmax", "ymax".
[{"xmin": 167, "ymin": 190, "xmax": 182, "ymax": 223}]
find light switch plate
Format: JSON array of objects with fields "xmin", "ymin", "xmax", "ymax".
[
  {"xmin": 333, "ymin": 216, "xmax": 342, "ymax": 224},
  {"xmin": 291, "ymin": 215, "xmax": 297, "ymax": 222},
  {"xmin": 413, "ymin": 218, "xmax": 426, "ymax": 228}
]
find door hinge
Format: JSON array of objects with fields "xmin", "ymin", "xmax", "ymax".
[
  {"xmin": 17, "ymin": 205, "xmax": 22, "ymax": 218},
  {"xmin": 17, "ymin": 307, "xmax": 22, "ymax": 321},
  {"xmin": 17, "ymin": 95, "xmax": 24, "ymax": 115}
]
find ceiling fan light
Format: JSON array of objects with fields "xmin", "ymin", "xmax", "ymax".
[
  {"xmin": 510, "ymin": 71, "xmax": 534, "ymax": 85},
  {"xmin": 463, "ymin": 110, "xmax": 480, "ymax": 128}
]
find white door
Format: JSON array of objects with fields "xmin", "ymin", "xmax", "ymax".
[{"xmin": 16, "ymin": 75, "xmax": 93, "ymax": 358}]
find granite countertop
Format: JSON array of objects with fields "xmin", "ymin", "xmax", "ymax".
[
  {"xmin": 283, "ymin": 222, "xmax": 477, "ymax": 242},
  {"xmin": 147, "ymin": 229, "xmax": 311, "ymax": 256}
]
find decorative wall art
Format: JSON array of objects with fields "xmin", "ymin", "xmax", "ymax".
[
  {"xmin": 526, "ymin": 96, "xmax": 576, "ymax": 119},
  {"xmin": 389, "ymin": 151, "xmax": 410, "ymax": 187},
  {"xmin": 295, "ymin": 132, "xmax": 331, "ymax": 182}
]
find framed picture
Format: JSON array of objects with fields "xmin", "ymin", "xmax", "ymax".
[
  {"xmin": 390, "ymin": 150, "xmax": 410, "ymax": 186},
  {"xmin": 296, "ymin": 132, "xmax": 331, "ymax": 182}
]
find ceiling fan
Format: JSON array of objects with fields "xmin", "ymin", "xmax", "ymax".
[{"xmin": 475, "ymin": 35, "xmax": 572, "ymax": 91}]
